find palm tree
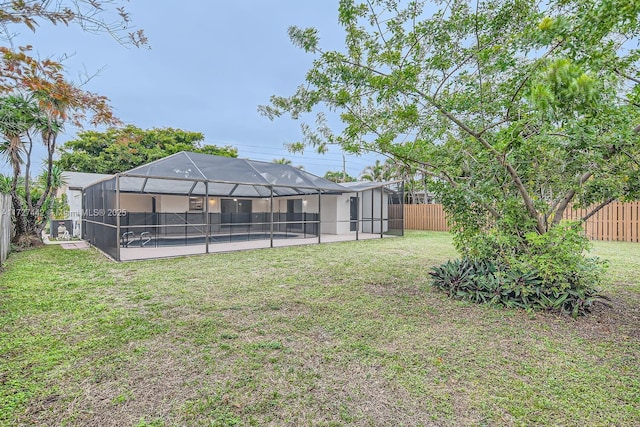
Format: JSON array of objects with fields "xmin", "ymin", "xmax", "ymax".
[
  {"xmin": 381, "ymin": 159, "xmax": 423, "ymax": 203},
  {"xmin": 0, "ymin": 91, "xmax": 69, "ymax": 243},
  {"xmin": 360, "ymin": 158, "xmax": 427, "ymax": 203},
  {"xmin": 360, "ymin": 160, "xmax": 382, "ymax": 181},
  {"xmin": 0, "ymin": 95, "xmax": 40, "ymax": 237},
  {"xmin": 324, "ymin": 170, "xmax": 355, "ymax": 183},
  {"xmin": 273, "ymin": 157, "xmax": 305, "ymax": 170},
  {"xmin": 23, "ymin": 90, "xmax": 66, "ymax": 240},
  {"xmin": 39, "ymin": 164, "xmax": 66, "ymax": 233},
  {"xmin": 1, "ymin": 66, "xmax": 119, "ymax": 245},
  {"xmin": 360, "ymin": 159, "xmax": 396, "ymax": 181},
  {"xmin": 273, "ymin": 157, "xmax": 292, "ymax": 165},
  {"xmin": 0, "ymin": 174, "xmax": 18, "ymax": 194}
]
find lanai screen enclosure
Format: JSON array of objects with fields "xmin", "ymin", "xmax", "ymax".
[{"xmin": 82, "ymin": 152, "xmax": 404, "ymax": 261}]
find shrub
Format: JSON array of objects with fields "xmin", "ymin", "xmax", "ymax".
[
  {"xmin": 430, "ymin": 214, "xmax": 609, "ymax": 316},
  {"xmin": 429, "ymin": 257, "xmax": 609, "ymax": 317}
]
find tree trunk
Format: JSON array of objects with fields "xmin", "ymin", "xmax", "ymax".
[
  {"xmin": 33, "ymin": 131, "xmax": 56, "ymax": 216},
  {"xmin": 9, "ymin": 152, "xmax": 26, "ymax": 242},
  {"xmin": 11, "ymin": 131, "xmax": 58, "ymax": 246},
  {"xmin": 10, "ymin": 190, "xmax": 26, "ymax": 242}
]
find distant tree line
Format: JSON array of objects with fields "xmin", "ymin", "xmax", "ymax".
[{"xmin": 57, "ymin": 125, "xmax": 238, "ymax": 174}]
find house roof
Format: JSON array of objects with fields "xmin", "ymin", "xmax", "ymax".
[
  {"xmin": 62, "ymin": 171, "xmax": 113, "ymax": 190},
  {"xmin": 116, "ymin": 151, "xmax": 348, "ymax": 197}
]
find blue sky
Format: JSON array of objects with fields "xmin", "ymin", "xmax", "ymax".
[{"xmin": 2, "ymin": 0, "xmax": 383, "ymax": 178}]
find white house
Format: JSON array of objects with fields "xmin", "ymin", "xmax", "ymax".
[
  {"xmin": 59, "ymin": 171, "xmax": 112, "ymax": 237},
  {"xmin": 78, "ymin": 152, "xmax": 403, "ymax": 260}
]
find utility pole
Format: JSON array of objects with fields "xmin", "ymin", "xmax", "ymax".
[{"xmin": 342, "ymin": 153, "xmax": 347, "ymax": 183}]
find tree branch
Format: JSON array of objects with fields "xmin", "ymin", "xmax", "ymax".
[
  {"xmin": 551, "ymin": 171, "xmax": 592, "ymax": 225},
  {"xmin": 336, "ymin": 53, "xmax": 541, "ymax": 230},
  {"xmin": 474, "ymin": 0, "xmax": 486, "ymax": 127},
  {"xmin": 366, "ymin": 0, "xmax": 388, "ymax": 46},
  {"xmin": 341, "ymin": 99, "xmax": 503, "ymax": 220},
  {"xmin": 478, "ymin": 118, "xmax": 509, "ymax": 137},
  {"xmin": 432, "ymin": 54, "xmax": 475, "ymax": 99},
  {"xmin": 316, "ymin": 31, "xmax": 550, "ymax": 233},
  {"xmin": 505, "ymin": 39, "xmax": 565, "ymax": 121},
  {"xmin": 413, "ymin": 89, "xmax": 545, "ymax": 232},
  {"xmin": 23, "ymin": 130, "xmax": 34, "ymax": 213},
  {"xmin": 581, "ymin": 197, "xmax": 615, "ymax": 223},
  {"xmin": 614, "ymin": 68, "xmax": 640, "ymax": 85}
]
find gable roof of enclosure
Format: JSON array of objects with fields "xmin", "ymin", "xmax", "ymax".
[
  {"xmin": 340, "ymin": 181, "xmax": 400, "ymax": 192},
  {"xmin": 116, "ymin": 151, "xmax": 347, "ymax": 198}
]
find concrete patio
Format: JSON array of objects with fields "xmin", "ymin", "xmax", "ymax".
[{"xmin": 117, "ymin": 232, "xmax": 395, "ymax": 261}]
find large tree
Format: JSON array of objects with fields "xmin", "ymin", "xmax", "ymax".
[
  {"xmin": 57, "ymin": 125, "xmax": 238, "ymax": 173},
  {"xmin": 1, "ymin": 1, "xmax": 147, "ymax": 93},
  {"xmin": 0, "ymin": 1, "xmax": 147, "ymax": 46},
  {"xmin": 262, "ymin": 0, "xmax": 639, "ymax": 312},
  {"xmin": 0, "ymin": 1, "xmax": 145, "ymax": 245},
  {"xmin": 0, "ymin": 82, "xmax": 117, "ymax": 244}
]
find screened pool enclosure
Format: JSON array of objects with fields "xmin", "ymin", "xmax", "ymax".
[{"xmin": 82, "ymin": 152, "xmax": 404, "ymax": 261}]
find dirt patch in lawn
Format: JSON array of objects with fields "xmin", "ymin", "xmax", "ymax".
[
  {"xmin": 365, "ymin": 281, "xmax": 425, "ymax": 298},
  {"xmin": 20, "ymin": 338, "xmax": 214, "ymax": 426},
  {"xmin": 577, "ymin": 291, "xmax": 640, "ymax": 340}
]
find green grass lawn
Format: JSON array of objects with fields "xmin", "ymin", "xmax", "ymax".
[{"xmin": 1, "ymin": 231, "xmax": 638, "ymax": 426}]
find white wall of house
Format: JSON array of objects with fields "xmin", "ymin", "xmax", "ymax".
[
  {"xmin": 334, "ymin": 193, "xmax": 353, "ymax": 235},
  {"xmin": 59, "ymin": 172, "xmax": 112, "ymax": 237},
  {"xmin": 274, "ymin": 198, "xmax": 287, "ymax": 213},
  {"xmin": 117, "ymin": 195, "xmax": 289, "ymax": 214},
  {"xmin": 252, "ymin": 198, "xmax": 270, "ymax": 213},
  {"xmin": 65, "ymin": 188, "xmax": 83, "ymax": 237},
  {"xmin": 120, "ymin": 194, "xmax": 154, "ymax": 212},
  {"xmin": 358, "ymin": 189, "xmax": 389, "ymax": 233},
  {"xmin": 302, "ymin": 195, "xmax": 319, "ymax": 213},
  {"xmin": 318, "ymin": 195, "xmax": 338, "ymax": 234},
  {"xmin": 208, "ymin": 197, "xmax": 221, "ymax": 213},
  {"xmin": 108, "ymin": 190, "xmax": 389, "ymax": 236},
  {"xmin": 262, "ymin": 192, "xmax": 389, "ymax": 235},
  {"xmin": 157, "ymin": 195, "xmax": 189, "ymax": 212},
  {"xmin": 271, "ymin": 196, "xmax": 318, "ymax": 214}
]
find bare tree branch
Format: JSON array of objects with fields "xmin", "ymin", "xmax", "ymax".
[
  {"xmin": 581, "ymin": 197, "xmax": 615, "ymax": 223},
  {"xmin": 551, "ymin": 171, "xmax": 593, "ymax": 225}
]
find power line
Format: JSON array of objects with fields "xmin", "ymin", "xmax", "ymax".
[{"xmin": 236, "ymin": 150, "xmax": 374, "ymax": 166}]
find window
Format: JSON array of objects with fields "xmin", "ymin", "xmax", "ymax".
[
  {"xmin": 287, "ymin": 199, "xmax": 302, "ymax": 214},
  {"xmin": 221, "ymin": 198, "xmax": 252, "ymax": 214},
  {"xmin": 189, "ymin": 196, "xmax": 204, "ymax": 211}
]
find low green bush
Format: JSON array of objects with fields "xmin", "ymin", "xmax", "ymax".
[{"xmin": 429, "ymin": 257, "xmax": 609, "ymax": 317}]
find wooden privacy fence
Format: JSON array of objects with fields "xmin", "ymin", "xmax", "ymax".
[
  {"xmin": 0, "ymin": 193, "xmax": 11, "ymax": 265},
  {"xmin": 562, "ymin": 201, "xmax": 640, "ymax": 242},
  {"xmin": 400, "ymin": 201, "xmax": 640, "ymax": 242},
  {"xmin": 401, "ymin": 204, "xmax": 450, "ymax": 231}
]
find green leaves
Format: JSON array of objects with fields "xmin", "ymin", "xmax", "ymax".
[
  {"xmin": 529, "ymin": 58, "xmax": 601, "ymax": 123},
  {"xmin": 264, "ymin": 0, "xmax": 639, "ymax": 304},
  {"xmin": 429, "ymin": 256, "xmax": 606, "ymax": 317},
  {"xmin": 287, "ymin": 26, "xmax": 320, "ymax": 53},
  {"xmin": 56, "ymin": 125, "xmax": 238, "ymax": 174}
]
